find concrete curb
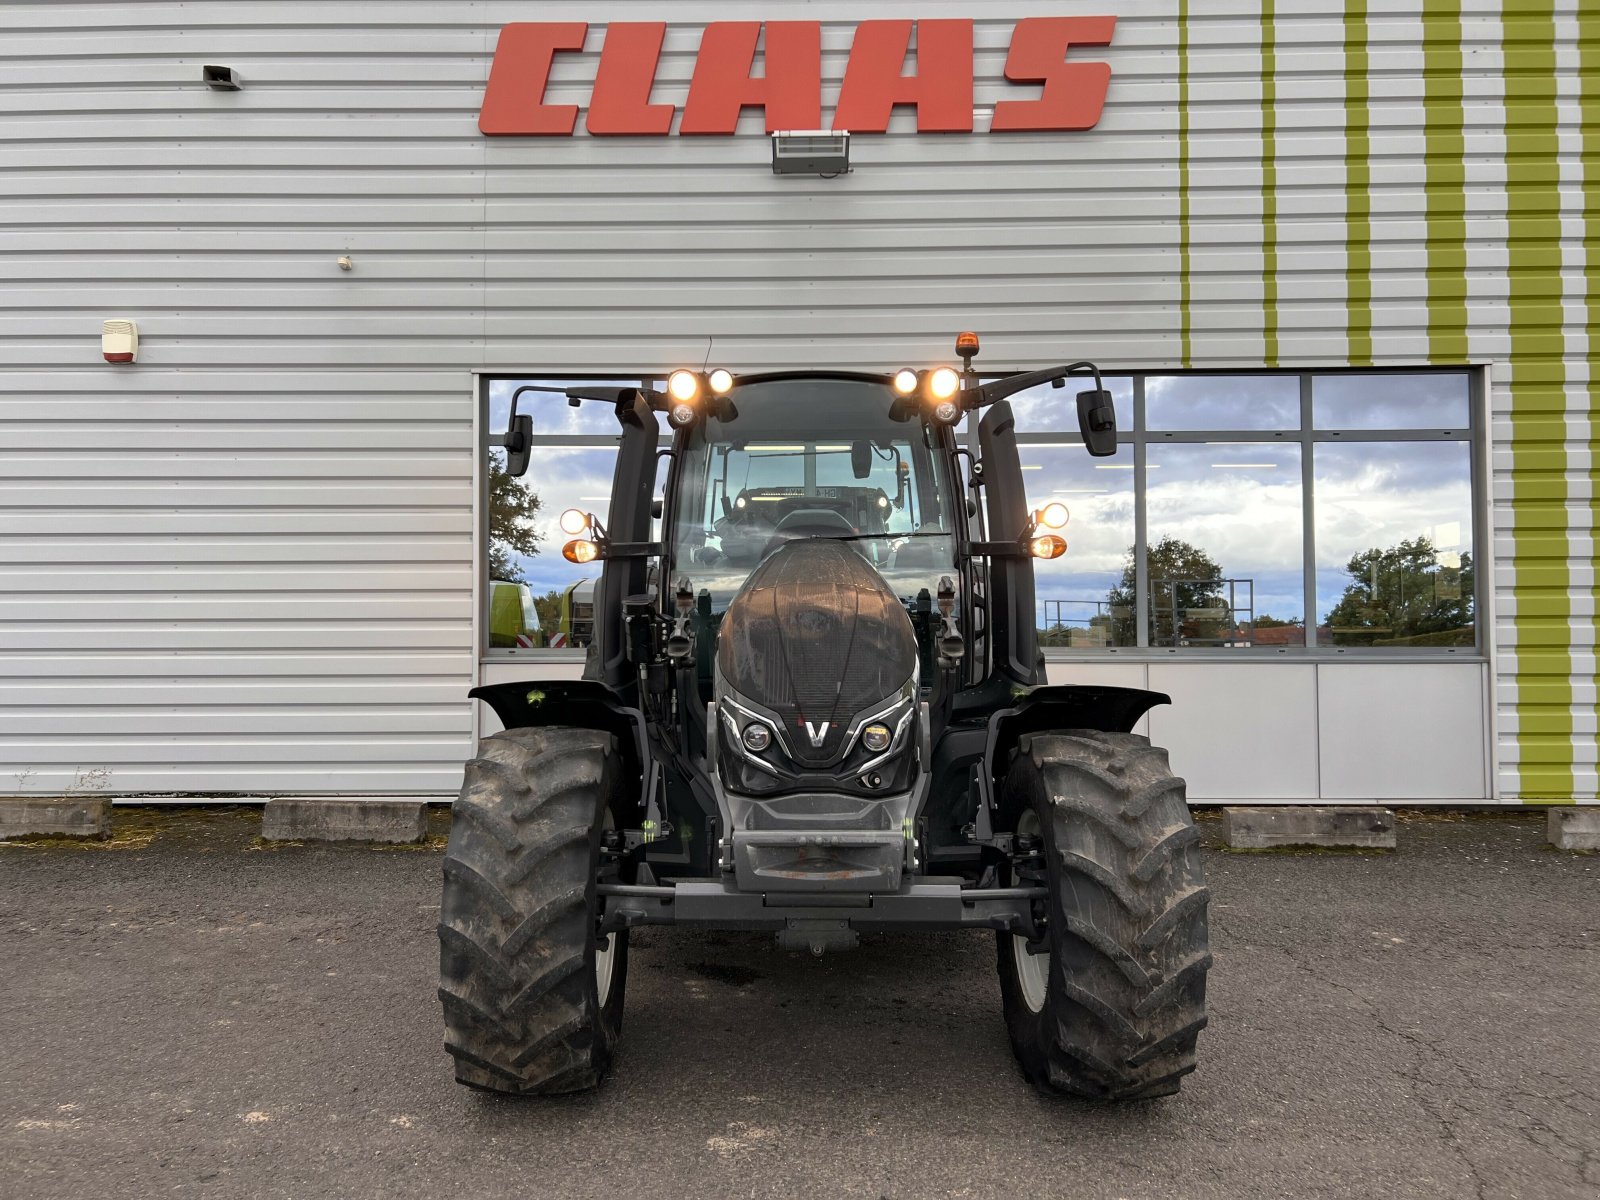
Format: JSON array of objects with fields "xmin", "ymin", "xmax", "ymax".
[
  {"xmin": 0, "ymin": 798, "xmax": 112, "ymax": 840},
  {"xmin": 1547, "ymin": 808, "xmax": 1600, "ymax": 851},
  {"xmin": 261, "ymin": 798, "xmax": 428, "ymax": 844},
  {"xmin": 1221, "ymin": 806, "xmax": 1397, "ymax": 850}
]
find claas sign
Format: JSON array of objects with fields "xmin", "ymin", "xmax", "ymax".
[{"xmin": 480, "ymin": 18, "xmax": 1116, "ymax": 136}]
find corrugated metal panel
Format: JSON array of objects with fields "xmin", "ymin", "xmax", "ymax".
[{"xmin": 0, "ymin": 1, "xmax": 1591, "ymax": 799}]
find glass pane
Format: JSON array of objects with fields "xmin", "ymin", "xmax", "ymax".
[
  {"xmin": 998, "ymin": 375, "xmax": 1133, "ymax": 438},
  {"xmin": 488, "ymin": 445, "xmax": 619, "ymax": 650},
  {"xmin": 488, "ymin": 377, "xmax": 658, "ymax": 435},
  {"xmin": 1021, "ymin": 445, "xmax": 1136, "ymax": 647},
  {"xmin": 668, "ymin": 377, "xmax": 958, "ymax": 617},
  {"xmin": 1313, "ymin": 373, "xmax": 1470, "ymax": 430},
  {"xmin": 1145, "ymin": 444, "xmax": 1305, "ymax": 646},
  {"xmin": 1146, "ymin": 375, "xmax": 1300, "ymax": 431},
  {"xmin": 1314, "ymin": 442, "xmax": 1475, "ymax": 647}
]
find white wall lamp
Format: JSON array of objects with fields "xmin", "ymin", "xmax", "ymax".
[{"xmin": 771, "ymin": 130, "xmax": 850, "ymax": 177}]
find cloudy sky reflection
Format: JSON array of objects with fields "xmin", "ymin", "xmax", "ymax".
[
  {"xmin": 1313, "ymin": 441, "xmax": 1473, "ymax": 622},
  {"xmin": 1022, "ymin": 444, "xmax": 1135, "ymax": 642},
  {"xmin": 1314, "ymin": 373, "xmax": 1470, "ymax": 430},
  {"xmin": 1147, "ymin": 443, "xmax": 1304, "ymax": 623},
  {"xmin": 1147, "ymin": 375, "xmax": 1300, "ymax": 431}
]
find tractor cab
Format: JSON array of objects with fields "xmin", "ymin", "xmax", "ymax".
[{"xmin": 664, "ymin": 373, "xmax": 961, "ymax": 690}]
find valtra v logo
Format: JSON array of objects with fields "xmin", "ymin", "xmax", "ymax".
[{"xmin": 480, "ymin": 18, "xmax": 1116, "ymax": 136}]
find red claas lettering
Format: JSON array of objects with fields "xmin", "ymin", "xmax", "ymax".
[
  {"xmin": 480, "ymin": 17, "xmax": 1116, "ymax": 136},
  {"xmin": 681, "ymin": 22, "xmax": 822, "ymax": 134}
]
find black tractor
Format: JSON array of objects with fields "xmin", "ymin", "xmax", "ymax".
[{"xmin": 439, "ymin": 335, "xmax": 1210, "ymax": 1100}]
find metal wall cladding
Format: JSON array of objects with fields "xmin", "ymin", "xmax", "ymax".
[{"xmin": 0, "ymin": 2, "xmax": 1593, "ymax": 799}]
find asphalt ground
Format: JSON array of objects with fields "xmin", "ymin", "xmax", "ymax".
[{"xmin": 1, "ymin": 809, "xmax": 1596, "ymax": 1200}]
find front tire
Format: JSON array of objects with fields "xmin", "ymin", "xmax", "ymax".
[
  {"xmin": 997, "ymin": 730, "xmax": 1210, "ymax": 1100},
  {"xmin": 438, "ymin": 727, "xmax": 628, "ymax": 1095}
]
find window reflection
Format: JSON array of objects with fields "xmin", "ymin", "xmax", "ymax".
[
  {"xmin": 1019, "ymin": 446, "xmax": 1135, "ymax": 646},
  {"xmin": 488, "ymin": 444, "xmax": 620, "ymax": 649},
  {"xmin": 1002, "ymin": 376, "xmax": 1134, "ymax": 438},
  {"xmin": 1314, "ymin": 442, "xmax": 1474, "ymax": 647},
  {"xmin": 1313, "ymin": 373, "xmax": 1469, "ymax": 430},
  {"xmin": 488, "ymin": 377, "xmax": 661, "ymax": 436},
  {"xmin": 1145, "ymin": 444, "xmax": 1304, "ymax": 645},
  {"xmin": 1146, "ymin": 375, "xmax": 1300, "ymax": 431}
]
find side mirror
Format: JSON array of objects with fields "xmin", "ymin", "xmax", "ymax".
[
  {"xmin": 504, "ymin": 413, "xmax": 533, "ymax": 477},
  {"xmin": 850, "ymin": 440, "xmax": 873, "ymax": 480},
  {"xmin": 1076, "ymin": 389, "xmax": 1118, "ymax": 458}
]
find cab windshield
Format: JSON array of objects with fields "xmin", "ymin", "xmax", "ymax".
[{"xmin": 669, "ymin": 377, "xmax": 959, "ymax": 616}]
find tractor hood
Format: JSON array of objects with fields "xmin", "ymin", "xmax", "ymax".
[{"xmin": 715, "ymin": 540, "xmax": 918, "ymax": 769}]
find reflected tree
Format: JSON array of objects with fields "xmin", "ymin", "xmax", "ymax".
[
  {"xmin": 1105, "ymin": 536, "xmax": 1225, "ymax": 646},
  {"xmin": 531, "ymin": 587, "xmax": 564, "ymax": 633},
  {"xmin": 1323, "ymin": 536, "xmax": 1474, "ymax": 646},
  {"xmin": 488, "ymin": 456, "xmax": 542, "ymax": 583}
]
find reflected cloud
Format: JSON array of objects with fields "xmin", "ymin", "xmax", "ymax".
[{"xmin": 1147, "ymin": 375, "xmax": 1300, "ymax": 431}]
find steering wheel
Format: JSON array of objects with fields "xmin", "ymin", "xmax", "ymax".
[{"xmin": 761, "ymin": 507, "xmax": 858, "ymax": 558}]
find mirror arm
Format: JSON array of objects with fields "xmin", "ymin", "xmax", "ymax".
[{"xmin": 969, "ymin": 361, "xmax": 1105, "ymax": 411}]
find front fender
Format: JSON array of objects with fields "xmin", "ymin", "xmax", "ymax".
[
  {"xmin": 469, "ymin": 679, "xmax": 651, "ymax": 802},
  {"xmin": 983, "ymin": 683, "xmax": 1170, "ymax": 804}
]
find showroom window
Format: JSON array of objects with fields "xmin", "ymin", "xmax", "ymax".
[
  {"xmin": 1010, "ymin": 370, "xmax": 1481, "ymax": 653},
  {"xmin": 484, "ymin": 370, "xmax": 1482, "ymax": 657}
]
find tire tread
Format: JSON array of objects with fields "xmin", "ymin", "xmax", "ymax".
[
  {"xmin": 437, "ymin": 726, "xmax": 624, "ymax": 1096},
  {"xmin": 998, "ymin": 728, "xmax": 1210, "ymax": 1101}
]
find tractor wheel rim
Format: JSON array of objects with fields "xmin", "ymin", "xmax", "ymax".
[
  {"xmin": 595, "ymin": 810, "xmax": 618, "ymax": 1005},
  {"xmin": 1012, "ymin": 809, "xmax": 1048, "ymax": 1014}
]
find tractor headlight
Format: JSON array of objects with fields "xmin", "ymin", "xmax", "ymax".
[
  {"xmin": 861, "ymin": 723, "xmax": 892, "ymax": 753},
  {"xmin": 559, "ymin": 508, "xmax": 590, "ymax": 535},
  {"xmin": 668, "ymin": 370, "xmax": 700, "ymax": 402},
  {"xmin": 741, "ymin": 723, "xmax": 772, "ymax": 752},
  {"xmin": 928, "ymin": 367, "xmax": 960, "ymax": 400},
  {"xmin": 1037, "ymin": 502, "xmax": 1070, "ymax": 529},
  {"xmin": 893, "ymin": 369, "xmax": 919, "ymax": 395},
  {"xmin": 708, "ymin": 368, "xmax": 734, "ymax": 394},
  {"xmin": 669, "ymin": 402, "xmax": 698, "ymax": 427}
]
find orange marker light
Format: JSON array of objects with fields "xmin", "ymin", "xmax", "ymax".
[
  {"xmin": 955, "ymin": 331, "xmax": 980, "ymax": 357},
  {"xmin": 1027, "ymin": 535, "xmax": 1067, "ymax": 560},
  {"xmin": 563, "ymin": 538, "xmax": 601, "ymax": 564}
]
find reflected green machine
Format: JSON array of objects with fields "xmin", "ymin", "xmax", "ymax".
[{"xmin": 439, "ymin": 334, "xmax": 1211, "ymax": 1100}]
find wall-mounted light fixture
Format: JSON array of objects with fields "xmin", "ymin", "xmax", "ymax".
[
  {"xmin": 203, "ymin": 65, "xmax": 242, "ymax": 91},
  {"xmin": 771, "ymin": 130, "xmax": 850, "ymax": 177}
]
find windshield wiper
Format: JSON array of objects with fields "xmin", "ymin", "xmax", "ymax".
[{"xmin": 787, "ymin": 530, "xmax": 953, "ymax": 543}]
